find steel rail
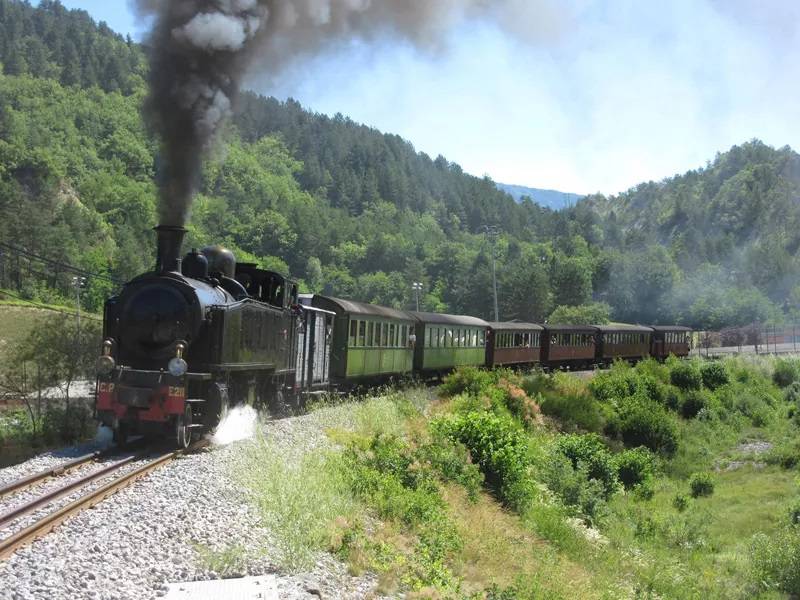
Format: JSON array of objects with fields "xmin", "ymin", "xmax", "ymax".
[
  {"xmin": 0, "ymin": 451, "xmax": 104, "ymax": 499},
  {"xmin": 0, "ymin": 440, "xmax": 207, "ymax": 561},
  {"xmin": 0, "ymin": 438, "xmax": 147, "ymax": 500},
  {"xmin": 0, "ymin": 455, "xmax": 141, "ymax": 528}
]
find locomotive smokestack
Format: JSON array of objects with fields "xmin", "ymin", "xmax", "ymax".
[{"xmin": 155, "ymin": 225, "xmax": 187, "ymax": 274}]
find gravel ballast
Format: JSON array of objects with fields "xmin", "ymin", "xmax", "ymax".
[{"xmin": 0, "ymin": 409, "xmax": 383, "ymax": 600}]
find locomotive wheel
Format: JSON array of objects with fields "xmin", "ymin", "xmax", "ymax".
[{"xmin": 176, "ymin": 405, "xmax": 192, "ymax": 449}]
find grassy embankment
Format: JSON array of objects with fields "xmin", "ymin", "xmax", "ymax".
[{"xmin": 234, "ymin": 356, "xmax": 800, "ymax": 599}]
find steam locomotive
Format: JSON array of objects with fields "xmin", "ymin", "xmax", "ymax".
[
  {"xmin": 95, "ymin": 227, "xmax": 691, "ymax": 448},
  {"xmin": 94, "ymin": 226, "xmax": 333, "ymax": 448}
]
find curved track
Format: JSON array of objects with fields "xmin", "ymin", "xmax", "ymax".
[{"xmin": 0, "ymin": 440, "xmax": 208, "ymax": 560}]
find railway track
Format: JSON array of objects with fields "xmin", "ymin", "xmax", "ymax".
[{"xmin": 0, "ymin": 440, "xmax": 208, "ymax": 560}]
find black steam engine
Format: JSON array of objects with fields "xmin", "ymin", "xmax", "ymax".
[{"xmin": 95, "ymin": 226, "xmax": 329, "ymax": 447}]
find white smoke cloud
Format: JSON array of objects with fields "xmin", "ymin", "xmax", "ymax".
[{"xmin": 173, "ymin": 12, "xmax": 251, "ymax": 51}]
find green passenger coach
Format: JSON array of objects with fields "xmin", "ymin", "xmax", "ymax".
[
  {"xmin": 409, "ymin": 311, "xmax": 490, "ymax": 373},
  {"xmin": 311, "ymin": 295, "xmax": 415, "ymax": 382}
]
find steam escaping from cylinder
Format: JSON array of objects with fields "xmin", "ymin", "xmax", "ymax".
[
  {"xmin": 135, "ymin": 0, "xmax": 558, "ymax": 226},
  {"xmin": 210, "ymin": 405, "xmax": 258, "ymax": 445}
]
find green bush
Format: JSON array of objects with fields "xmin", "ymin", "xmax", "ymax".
[
  {"xmin": 609, "ymin": 396, "xmax": 679, "ymax": 456},
  {"xmin": 681, "ymin": 389, "xmax": 714, "ymax": 419},
  {"xmin": 440, "ymin": 367, "xmax": 495, "ymax": 397},
  {"xmin": 433, "ymin": 411, "xmax": 534, "ymax": 512},
  {"xmin": 688, "ymin": 472, "xmax": 715, "ymax": 498},
  {"xmin": 750, "ymin": 528, "xmax": 800, "ymax": 595},
  {"xmin": 540, "ymin": 452, "xmax": 608, "ymax": 523},
  {"xmin": 553, "ymin": 434, "xmax": 619, "ymax": 498},
  {"xmin": 589, "ymin": 365, "xmax": 638, "ymax": 402},
  {"xmin": 670, "ymin": 362, "xmax": 702, "ymax": 391},
  {"xmin": 784, "ymin": 381, "xmax": 800, "ymax": 405},
  {"xmin": 418, "ymin": 430, "xmax": 484, "ymax": 500},
  {"xmin": 700, "ymin": 361, "xmax": 729, "ymax": 390},
  {"xmin": 766, "ymin": 439, "xmax": 800, "ymax": 469},
  {"xmin": 538, "ymin": 392, "xmax": 606, "ymax": 433},
  {"xmin": 773, "ymin": 359, "xmax": 800, "ymax": 388},
  {"xmin": 614, "ymin": 446, "xmax": 656, "ymax": 490}
]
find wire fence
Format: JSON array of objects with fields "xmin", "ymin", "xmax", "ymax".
[{"xmin": 693, "ymin": 323, "xmax": 800, "ymax": 357}]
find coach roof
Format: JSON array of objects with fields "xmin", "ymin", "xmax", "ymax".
[
  {"xmin": 542, "ymin": 324, "xmax": 599, "ymax": 332},
  {"xmin": 488, "ymin": 321, "xmax": 544, "ymax": 331},
  {"xmin": 410, "ymin": 311, "xmax": 490, "ymax": 327},
  {"xmin": 596, "ymin": 324, "xmax": 654, "ymax": 333},
  {"xmin": 313, "ymin": 296, "xmax": 414, "ymax": 321}
]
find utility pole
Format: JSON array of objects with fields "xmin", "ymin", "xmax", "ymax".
[
  {"xmin": 484, "ymin": 225, "xmax": 500, "ymax": 322},
  {"xmin": 412, "ymin": 282, "xmax": 423, "ymax": 312},
  {"xmin": 71, "ymin": 276, "xmax": 86, "ymax": 331}
]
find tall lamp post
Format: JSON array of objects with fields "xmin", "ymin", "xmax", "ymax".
[
  {"xmin": 71, "ymin": 276, "xmax": 87, "ymax": 330},
  {"xmin": 412, "ymin": 282, "xmax": 423, "ymax": 312},
  {"xmin": 484, "ymin": 225, "xmax": 500, "ymax": 322}
]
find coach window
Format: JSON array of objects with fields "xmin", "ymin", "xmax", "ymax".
[
  {"xmin": 357, "ymin": 321, "xmax": 365, "ymax": 347},
  {"xmin": 349, "ymin": 320, "xmax": 357, "ymax": 347},
  {"xmin": 388, "ymin": 323, "xmax": 395, "ymax": 348},
  {"xmin": 366, "ymin": 322, "xmax": 373, "ymax": 347}
]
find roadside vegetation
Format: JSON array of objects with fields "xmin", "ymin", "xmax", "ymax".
[
  {"xmin": 0, "ymin": 309, "xmax": 100, "ymax": 460},
  {"xmin": 239, "ymin": 357, "xmax": 800, "ymax": 598}
]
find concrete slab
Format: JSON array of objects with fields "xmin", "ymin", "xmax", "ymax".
[{"xmin": 163, "ymin": 575, "xmax": 279, "ymax": 600}]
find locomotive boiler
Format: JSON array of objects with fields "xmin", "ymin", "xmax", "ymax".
[{"xmin": 94, "ymin": 225, "xmax": 331, "ymax": 447}]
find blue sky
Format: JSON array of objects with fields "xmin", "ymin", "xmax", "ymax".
[{"xmin": 52, "ymin": 1, "xmax": 800, "ymax": 195}]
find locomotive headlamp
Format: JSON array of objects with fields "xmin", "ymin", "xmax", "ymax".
[
  {"xmin": 102, "ymin": 338, "xmax": 114, "ymax": 356},
  {"xmin": 168, "ymin": 357, "xmax": 188, "ymax": 377},
  {"xmin": 96, "ymin": 355, "xmax": 115, "ymax": 376},
  {"xmin": 168, "ymin": 341, "xmax": 188, "ymax": 377}
]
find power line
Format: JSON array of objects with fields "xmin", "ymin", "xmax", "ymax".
[{"xmin": 0, "ymin": 242, "xmax": 121, "ymax": 284}]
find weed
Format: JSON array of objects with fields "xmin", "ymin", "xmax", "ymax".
[
  {"xmin": 750, "ymin": 527, "xmax": 800, "ymax": 595},
  {"xmin": 672, "ymin": 493, "xmax": 689, "ymax": 512},
  {"xmin": 195, "ymin": 544, "xmax": 248, "ymax": 578},
  {"xmin": 238, "ymin": 435, "xmax": 357, "ymax": 571}
]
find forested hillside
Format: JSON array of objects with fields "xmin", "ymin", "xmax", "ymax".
[{"xmin": 1, "ymin": 0, "xmax": 799, "ymax": 330}]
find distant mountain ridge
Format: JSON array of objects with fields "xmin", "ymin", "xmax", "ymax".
[{"xmin": 496, "ymin": 183, "xmax": 583, "ymax": 210}]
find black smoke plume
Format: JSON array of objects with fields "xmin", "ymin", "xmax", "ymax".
[{"xmin": 135, "ymin": 0, "xmax": 559, "ymax": 226}]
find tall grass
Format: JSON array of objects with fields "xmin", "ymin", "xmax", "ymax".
[{"xmin": 237, "ymin": 435, "xmax": 357, "ymax": 570}]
